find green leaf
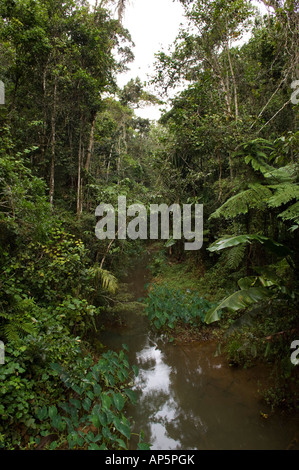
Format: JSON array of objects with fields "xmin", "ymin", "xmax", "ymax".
[
  {"xmin": 83, "ymin": 398, "xmax": 92, "ymax": 412},
  {"xmin": 113, "ymin": 393, "xmax": 125, "ymax": 412},
  {"xmin": 113, "ymin": 418, "xmax": 131, "ymax": 441},
  {"xmin": 87, "ymin": 391, "xmax": 94, "ymax": 401},
  {"xmin": 51, "ymin": 414, "xmax": 65, "ymax": 432},
  {"xmin": 137, "ymin": 442, "xmax": 151, "ymax": 450},
  {"xmin": 71, "ymin": 384, "xmax": 84, "ymax": 395},
  {"xmin": 50, "ymin": 441, "xmax": 58, "ymax": 450},
  {"xmin": 91, "ymin": 413, "xmax": 101, "ymax": 429},
  {"xmin": 70, "ymin": 398, "xmax": 81, "ymax": 410},
  {"xmin": 205, "ymin": 287, "xmax": 271, "ymax": 324},
  {"xmin": 208, "ymin": 234, "xmax": 291, "ymax": 257},
  {"xmin": 116, "ymin": 438, "xmax": 127, "ymax": 449},
  {"xmin": 165, "ymin": 238, "xmax": 176, "ymax": 248},
  {"xmin": 124, "ymin": 389, "xmax": 137, "ymax": 404},
  {"xmin": 48, "ymin": 405, "xmax": 58, "ymax": 419},
  {"xmin": 88, "ymin": 443, "xmax": 101, "ymax": 450},
  {"xmin": 36, "ymin": 406, "xmax": 48, "ymax": 421},
  {"xmin": 101, "ymin": 394, "xmax": 112, "ymax": 410},
  {"xmin": 93, "ymin": 384, "xmax": 102, "ymax": 396}
]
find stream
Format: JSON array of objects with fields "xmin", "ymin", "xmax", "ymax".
[{"xmin": 100, "ymin": 255, "xmax": 299, "ymax": 450}]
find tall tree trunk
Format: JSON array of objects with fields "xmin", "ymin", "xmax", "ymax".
[
  {"xmin": 80, "ymin": 146, "xmax": 84, "ymax": 214},
  {"xmin": 49, "ymin": 78, "xmax": 57, "ymax": 207},
  {"xmin": 106, "ymin": 144, "xmax": 114, "ymax": 182},
  {"xmin": 117, "ymin": 134, "xmax": 122, "ymax": 185},
  {"xmin": 211, "ymin": 53, "xmax": 232, "ymax": 117},
  {"xmin": 217, "ymin": 148, "xmax": 223, "ymax": 201},
  {"xmin": 226, "ymin": 39, "xmax": 239, "ymax": 120},
  {"xmin": 85, "ymin": 114, "xmax": 96, "ymax": 172},
  {"xmin": 41, "ymin": 66, "xmax": 47, "ymax": 166},
  {"xmin": 77, "ymin": 123, "xmax": 83, "ymax": 216}
]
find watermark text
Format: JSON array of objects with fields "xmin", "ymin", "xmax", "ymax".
[{"xmin": 95, "ymin": 197, "xmax": 203, "ymax": 251}]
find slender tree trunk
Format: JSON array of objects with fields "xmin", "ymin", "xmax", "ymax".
[
  {"xmin": 106, "ymin": 145, "xmax": 113, "ymax": 182},
  {"xmin": 117, "ymin": 134, "xmax": 121, "ymax": 185},
  {"xmin": 217, "ymin": 149, "xmax": 223, "ymax": 201},
  {"xmin": 211, "ymin": 54, "xmax": 232, "ymax": 117},
  {"xmin": 80, "ymin": 146, "xmax": 84, "ymax": 214},
  {"xmin": 229, "ymin": 155, "xmax": 234, "ymax": 180},
  {"xmin": 85, "ymin": 114, "xmax": 96, "ymax": 172},
  {"xmin": 226, "ymin": 35, "xmax": 239, "ymax": 120},
  {"xmin": 41, "ymin": 66, "xmax": 47, "ymax": 166},
  {"xmin": 77, "ymin": 122, "xmax": 83, "ymax": 216},
  {"xmin": 49, "ymin": 78, "xmax": 57, "ymax": 207},
  {"xmin": 226, "ymin": 69, "xmax": 231, "ymax": 112}
]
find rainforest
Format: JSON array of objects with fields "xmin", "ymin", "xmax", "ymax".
[{"xmin": 0, "ymin": 0, "xmax": 298, "ymax": 452}]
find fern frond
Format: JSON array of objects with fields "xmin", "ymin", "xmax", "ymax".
[
  {"xmin": 278, "ymin": 202, "xmax": 299, "ymax": 224},
  {"xmin": 0, "ymin": 311, "xmax": 10, "ymax": 320},
  {"xmin": 264, "ymin": 164, "xmax": 298, "ymax": 183},
  {"xmin": 1, "ymin": 319, "xmax": 36, "ymax": 342},
  {"xmin": 268, "ymin": 183, "xmax": 299, "ymax": 208},
  {"xmin": 210, "ymin": 184, "xmax": 272, "ymax": 220},
  {"xmin": 90, "ymin": 265, "xmax": 118, "ymax": 294},
  {"xmin": 225, "ymin": 244, "xmax": 247, "ymax": 270},
  {"xmin": 99, "ymin": 269, "xmax": 118, "ymax": 294}
]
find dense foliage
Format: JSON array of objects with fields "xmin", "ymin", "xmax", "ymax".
[
  {"xmin": 0, "ymin": 0, "xmax": 298, "ymax": 450},
  {"xmin": 145, "ymin": 285, "xmax": 215, "ymax": 333}
]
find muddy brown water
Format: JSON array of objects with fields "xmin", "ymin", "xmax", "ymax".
[{"xmin": 100, "ymin": 256, "xmax": 299, "ymax": 450}]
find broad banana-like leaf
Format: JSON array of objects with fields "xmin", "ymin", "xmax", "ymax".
[
  {"xmin": 204, "ymin": 287, "xmax": 271, "ymax": 325},
  {"xmin": 208, "ymin": 234, "xmax": 291, "ymax": 257},
  {"xmin": 237, "ymin": 277, "xmax": 258, "ymax": 290},
  {"xmin": 237, "ymin": 276, "xmax": 275, "ymax": 290}
]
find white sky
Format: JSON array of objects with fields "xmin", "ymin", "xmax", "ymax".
[
  {"xmin": 90, "ymin": 0, "xmax": 268, "ymax": 121},
  {"xmin": 116, "ymin": 0, "xmax": 186, "ymax": 120},
  {"xmin": 115, "ymin": 0, "xmax": 268, "ymax": 121}
]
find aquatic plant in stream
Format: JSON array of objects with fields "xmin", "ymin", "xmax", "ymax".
[{"xmin": 144, "ymin": 285, "xmax": 216, "ymax": 333}]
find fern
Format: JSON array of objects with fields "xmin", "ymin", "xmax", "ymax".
[
  {"xmin": 268, "ymin": 183, "xmax": 299, "ymax": 208},
  {"xmin": 278, "ymin": 202, "xmax": 299, "ymax": 224},
  {"xmin": 209, "ymin": 184, "xmax": 272, "ymax": 220},
  {"xmin": 99, "ymin": 269, "xmax": 118, "ymax": 294},
  {"xmin": 224, "ymin": 244, "xmax": 247, "ymax": 270},
  {"xmin": 1, "ymin": 321, "xmax": 36, "ymax": 342},
  {"xmin": 90, "ymin": 266, "xmax": 118, "ymax": 294},
  {"xmin": 0, "ymin": 311, "xmax": 36, "ymax": 342},
  {"xmin": 264, "ymin": 163, "xmax": 298, "ymax": 183}
]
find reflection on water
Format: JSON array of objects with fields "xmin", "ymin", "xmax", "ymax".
[{"xmin": 100, "ymin": 259, "xmax": 299, "ymax": 450}]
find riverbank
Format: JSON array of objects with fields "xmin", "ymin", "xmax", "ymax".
[{"xmin": 99, "ymin": 251, "xmax": 299, "ymax": 450}]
